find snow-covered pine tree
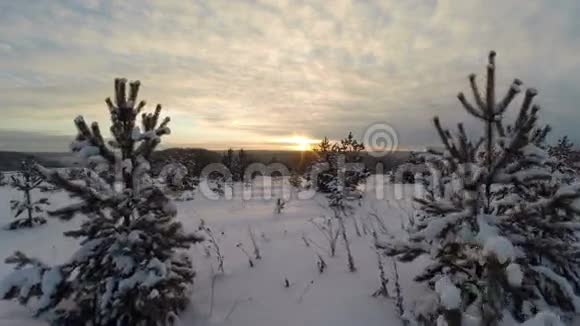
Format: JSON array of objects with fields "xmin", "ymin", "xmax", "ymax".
[
  {"xmin": 310, "ymin": 132, "xmax": 368, "ymax": 195},
  {"xmin": 0, "ymin": 170, "xmax": 6, "ymax": 187},
  {"xmin": 178, "ymin": 172, "xmax": 199, "ymax": 201},
  {"xmin": 289, "ymin": 172, "xmax": 302, "ymax": 189},
  {"xmin": 378, "ymin": 51, "xmax": 580, "ymax": 325},
  {"xmin": 158, "ymin": 162, "xmax": 188, "ymax": 189},
  {"xmin": 549, "ymin": 136, "xmax": 574, "ymax": 165},
  {"xmin": 309, "ymin": 132, "xmax": 369, "ymax": 272},
  {"xmin": 0, "ymin": 78, "xmax": 203, "ymax": 325},
  {"xmin": 549, "ymin": 136, "xmax": 578, "ymax": 182},
  {"xmin": 7, "ymin": 159, "xmax": 49, "ymax": 229},
  {"xmin": 176, "ymin": 152, "xmax": 200, "ymax": 197},
  {"xmin": 154, "ymin": 150, "xmax": 199, "ymax": 201}
]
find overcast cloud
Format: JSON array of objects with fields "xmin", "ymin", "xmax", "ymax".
[{"xmin": 1, "ymin": 0, "xmax": 579, "ymax": 151}]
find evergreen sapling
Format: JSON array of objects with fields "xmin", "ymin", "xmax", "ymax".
[
  {"xmin": 0, "ymin": 79, "xmax": 203, "ymax": 325},
  {"xmin": 7, "ymin": 160, "xmax": 49, "ymax": 229},
  {"xmin": 378, "ymin": 51, "xmax": 580, "ymax": 325}
]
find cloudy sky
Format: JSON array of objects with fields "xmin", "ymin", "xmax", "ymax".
[{"xmin": 1, "ymin": 0, "xmax": 579, "ymax": 152}]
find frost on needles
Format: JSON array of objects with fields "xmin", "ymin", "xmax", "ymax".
[
  {"xmin": 0, "ymin": 78, "xmax": 203, "ymax": 325},
  {"xmin": 378, "ymin": 52, "xmax": 580, "ymax": 325}
]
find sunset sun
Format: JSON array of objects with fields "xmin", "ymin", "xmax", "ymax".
[{"xmin": 278, "ymin": 136, "xmax": 318, "ymax": 151}]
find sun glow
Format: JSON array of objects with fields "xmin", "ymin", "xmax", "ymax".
[{"xmin": 279, "ymin": 136, "xmax": 319, "ymax": 151}]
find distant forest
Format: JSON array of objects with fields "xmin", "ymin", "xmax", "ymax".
[{"xmin": 0, "ymin": 148, "xmax": 410, "ymax": 174}]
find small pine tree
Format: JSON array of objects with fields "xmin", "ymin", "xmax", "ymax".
[
  {"xmin": 309, "ymin": 132, "xmax": 368, "ymax": 272},
  {"xmin": 289, "ymin": 172, "xmax": 302, "ymax": 189},
  {"xmin": 158, "ymin": 162, "xmax": 188, "ymax": 189},
  {"xmin": 0, "ymin": 79, "xmax": 203, "ymax": 325},
  {"xmin": 549, "ymin": 136, "xmax": 574, "ymax": 164},
  {"xmin": 315, "ymin": 137, "xmax": 333, "ymax": 157},
  {"xmin": 379, "ymin": 52, "xmax": 580, "ymax": 325},
  {"xmin": 7, "ymin": 160, "xmax": 49, "ymax": 229},
  {"xmin": 310, "ymin": 132, "xmax": 368, "ymax": 194},
  {"xmin": 156, "ymin": 151, "xmax": 199, "ymax": 201},
  {"xmin": 0, "ymin": 171, "xmax": 6, "ymax": 187},
  {"xmin": 549, "ymin": 136, "xmax": 577, "ymax": 182}
]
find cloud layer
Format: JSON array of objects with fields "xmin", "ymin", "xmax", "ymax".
[{"xmin": 1, "ymin": 0, "xmax": 579, "ymax": 151}]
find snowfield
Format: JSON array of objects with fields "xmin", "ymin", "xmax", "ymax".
[
  {"xmin": 0, "ymin": 176, "xmax": 569, "ymax": 325},
  {"xmin": 0, "ymin": 176, "xmax": 426, "ymax": 325}
]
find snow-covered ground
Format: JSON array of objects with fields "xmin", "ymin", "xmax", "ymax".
[{"xmin": 0, "ymin": 176, "xmax": 434, "ymax": 325}]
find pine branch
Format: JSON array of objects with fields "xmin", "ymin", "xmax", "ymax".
[
  {"xmin": 467, "ymin": 73, "xmax": 485, "ymax": 109},
  {"xmin": 486, "ymin": 50, "xmax": 496, "ymax": 115},
  {"xmin": 458, "ymin": 92, "xmax": 485, "ymax": 119},
  {"xmin": 496, "ymin": 79, "xmax": 522, "ymax": 114}
]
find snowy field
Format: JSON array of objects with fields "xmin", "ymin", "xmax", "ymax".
[{"xmin": 0, "ymin": 175, "xmax": 432, "ymax": 326}]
